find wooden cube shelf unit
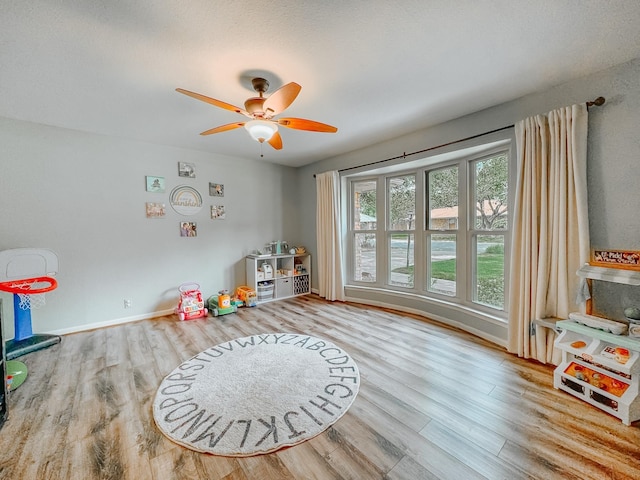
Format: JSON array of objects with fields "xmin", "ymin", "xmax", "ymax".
[{"xmin": 246, "ymin": 253, "xmax": 311, "ymax": 304}]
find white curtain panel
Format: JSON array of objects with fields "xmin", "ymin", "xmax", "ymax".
[
  {"xmin": 316, "ymin": 171, "xmax": 345, "ymax": 301},
  {"xmin": 508, "ymin": 104, "xmax": 590, "ymax": 364}
]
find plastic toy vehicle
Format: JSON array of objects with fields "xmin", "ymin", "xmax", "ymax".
[
  {"xmin": 206, "ymin": 290, "xmax": 238, "ymax": 317},
  {"xmin": 175, "ymin": 282, "xmax": 208, "ymax": 320},
  {"xmin": 236, "ymin": 286, "xmax": 258, "ymax": 307}
]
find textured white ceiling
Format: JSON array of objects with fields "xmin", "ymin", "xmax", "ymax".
[{"xmin": 2, "ymin": 1, "xmax": 640, "ymax": 167}]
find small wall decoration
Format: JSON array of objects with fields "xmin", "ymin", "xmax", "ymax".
[
  {"xmin": 146, "ymin": 202, "xmax": 166, "ymax": 218},
  {"xmin": 146, "ymin": 176, "xmax": 165, "ymax": 193},
  {"xmin": 169, "ymin": 185, "xmax": 203, "ymax": 215},
  {"xmin": 211, "ymin": 205, "xmax": 226, "ymax": 219},
  {"xmin": 591, "ymin": 249, "xmax": 640, "ymax": 270},
  {"xmin": 180, "ymin": 222, "xmax": 197, "ymax": 237},
  {"xmin": 209, "ymin": 182, "xmax": 224, "ymax": 197},
  {"xmin": 178, "ymin": 162, "xmax": 196, "ymax": 178}
]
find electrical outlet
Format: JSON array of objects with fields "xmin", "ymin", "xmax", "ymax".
[{"xmin": 124, "ymin": 299, "xmax": 132, "ymax": 308}]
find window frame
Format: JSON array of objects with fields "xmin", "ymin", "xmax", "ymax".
[
  {"xmin": 466, "ymin": 151, "xmax": 511, "ymax": 313},
  {"xmin": 386, "ymin": 174, "xmax": 417, "ymax": 289},
  {"xmin": 346, "ymin": 140, "xmax": 512, "ymax": 320},
  {"xmin": 348, "ymin": 177, "xmax": 380, "ymax": 284}
]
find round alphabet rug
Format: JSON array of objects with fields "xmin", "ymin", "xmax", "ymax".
[{"xmin": 153, "ymin": 333, "xmax": 360, "ymax": 456}]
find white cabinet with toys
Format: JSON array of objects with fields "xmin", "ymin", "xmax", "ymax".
[
  {"xmin": 553, "ymin": 264, "xmax": 640, "ymax": 425},
  {"xmin": 246, "ymin": 253, "xmax": 311, "ymax": 304},
  {"xmin": 554, "ymin": 320, "xmax": 640, "ymax": 425}
]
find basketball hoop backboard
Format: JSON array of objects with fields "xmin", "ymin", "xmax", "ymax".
[{"xmin": 0, "ymin": 248, "xmax": 59, "ymax": 282}]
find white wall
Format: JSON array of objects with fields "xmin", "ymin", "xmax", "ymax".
[
  {"xmin": 3, "ymin": 57, "xmax": 639, "ymax": 345},
  {"xmin": 296, "ymin": 57, "xmax": 640, "ymax": 344},
  {"xmin": 0, "ymin": 118, "xmax": 298, "ymax": 338}
]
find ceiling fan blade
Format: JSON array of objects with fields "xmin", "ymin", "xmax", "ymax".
[
  {"xmin": 277, "ymin": 117, "xmax": 338, "ymax": 133},
  {"xmin": 267, "ymin": 131, "xmax": 283, "ymax": 150},
  {"xmin": 200, "ymin": 122, "xmax": 245, "ymax": 136},
  {"xmin": 262, "ymin": 82, "xmax": 301, "ymax": 117},
  {"xmin": 176, "ymin": 88, "xmax": 251, "ymax": 117}
]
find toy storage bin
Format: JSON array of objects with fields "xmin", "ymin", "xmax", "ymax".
[
  {"xmin": 276, "ymin": 278, "xmax": 293, "ymax": 298},
  {"xmin": 257, "ymin": 281, "xmax": 274, "ymax": 301},
  {"xmin": 293, "ymin": 275, "xmax": 310, "ymax": 295}
]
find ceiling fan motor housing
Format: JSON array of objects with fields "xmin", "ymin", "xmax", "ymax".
[
  {"xmin": 244, "ymin": 78, "xmax": 271, "ymax": 116},
  {"xmin": 244, "ymin": 97, "xmax": 267, "ymax": 116}
]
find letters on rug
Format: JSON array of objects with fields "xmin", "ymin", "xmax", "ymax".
[{"xmin": 153, "ymin": 333, "xmax": 360, "ymax": 456}]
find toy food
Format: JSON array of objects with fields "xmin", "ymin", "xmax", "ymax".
[
  {"xmin": 564, "ymin": 362, "xmax": 630, "ymax": 397},
  {"xmin": 571, "ymin": 340, "xmax": 587, "ymax": 349},
  {"xmin": 615, "ymin": 347, "xmax": 630, "ymax": 364}
]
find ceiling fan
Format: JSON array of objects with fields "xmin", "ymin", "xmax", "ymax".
[{"xmin": 176, "ymin": 78, "xmax": 337, "ymax": 151}]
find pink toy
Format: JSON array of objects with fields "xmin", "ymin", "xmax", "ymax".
[{"xmin": 175, "ymin": 282, "xmax": 208, "ymax": 320}]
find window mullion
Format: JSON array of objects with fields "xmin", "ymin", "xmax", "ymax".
[
  {"xmin": 377, "ymin": 176, "xmax": 386, "ymax": 286},
  {"xmin": 459, "ymin": 158, "xmax": 469, "ymax": 304}
]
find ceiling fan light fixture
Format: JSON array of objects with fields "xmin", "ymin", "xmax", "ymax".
[{"xmin": 244, "ymin": 120, "xmax": 277, "ymax": 143}]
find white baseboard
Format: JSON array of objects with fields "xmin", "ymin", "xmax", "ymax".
[
  {"xmin": 48, "ymin": 308, "xmax": 175, "ymax": 336},
  {"xmin": 343, "ymin": 294, "xmax": 508, "ymax": 349},
  {"xmin": 47, "ymin": 294, "xmax": 507, "ymax": 349}
]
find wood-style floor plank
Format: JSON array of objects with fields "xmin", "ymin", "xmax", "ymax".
[{"xmin": 2, "ymin": 294, "xmax": 640, "ymax": 479}]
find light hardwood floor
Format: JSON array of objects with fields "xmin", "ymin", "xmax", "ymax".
[{"xmin": 1, "ymin": 294, "xmax": 639, "ymax": 479}]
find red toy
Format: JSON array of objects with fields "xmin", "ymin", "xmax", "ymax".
[{"xmin": 175, "ymin": 282, "xmax": 208, "ymax": 320}]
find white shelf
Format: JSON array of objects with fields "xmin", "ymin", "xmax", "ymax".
[
  {"xmin": 554, "ymin": 264, "xmax": 640, "ymax": 424},
  {"xmin": 557, "ymin": 320, "xmax": 640, "ymax": 353},
  {"xmin": 246, "ymin": 253, "xmax": 311, "ymax": 303},
  {"xmin": 554, "ymin": 320, "xmax": 640, "ymax": 425},
  {"xmin": 577, "ymin": 264, "xmax": 640, "ymax": 285}
]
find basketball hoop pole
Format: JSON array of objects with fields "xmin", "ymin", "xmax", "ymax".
[
  {"xmin": 13, "ymin": 292, "xmax": 33, "ymax": 340},
  {"xmin": 5, "ymin": 293, "xmax": 61, "ymax": 359}
]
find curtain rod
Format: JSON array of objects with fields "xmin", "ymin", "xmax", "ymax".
[
  {"xmin": 314, "ymin": 96, "xmax": 605, "ymax": 177},
  {"xmin": 337, "ymin": 125, "xmax": 513, "ymax": 174}
]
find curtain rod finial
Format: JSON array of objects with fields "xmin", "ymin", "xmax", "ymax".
[{"xmin": 587, "ymin": 97, "xmax": 605, "ymax": 107}]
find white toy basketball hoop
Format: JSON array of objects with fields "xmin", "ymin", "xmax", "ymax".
[{"xmin": 0, "ymin": 248, "xmax": 61, "ymax": 359}]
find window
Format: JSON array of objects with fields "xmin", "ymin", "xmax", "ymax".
[
  {"xmin": 351, "ymin": 179, "xmax": 377, "ymax": 282},
  {"xmin": 347, "ymin": 144, "xmax": 510, "ymax": 315},
  {"xmin": 388, "ymin": 175, "xmax": 415, "ymax": 288},
  {"xmin": 470, "ymin": 153, "xmax": 508, "ymax": 309},
  {"xmin": 426, "ymin": 166, "xmax": 458, "ymax": 296}
]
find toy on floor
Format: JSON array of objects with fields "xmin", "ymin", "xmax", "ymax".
[
  {"xmin": 175, "ymin": 282, "xmax": 208, "ymax": 320},
  {"xmin": 0, "ymin": 248, "xmax": 62, "ymax": 359},
  {"xmin": 235, "ymin": 286, "xmax": 257, "ymax": 307},
  {"xmin": 206, "ymin": 289, "xmax": 238, "ymax": 317},
  {"xmin": 6, "ymin": 360, "xmax": 28, "ymax": 391}
]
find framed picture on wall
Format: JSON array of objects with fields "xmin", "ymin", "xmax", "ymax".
[
  {"xmin": 146, "ymin": 176, "xmax": 165, "ymax": 192},
  {"xmin": 211, "ymin": 205, "xmax": 225, "ymax": 219},
  {"xmin": 178, "ymin": 162, "xmax": 196, "ymax": 178},
  {"xmin": 209, "ymin": 182, "xmax": 224, "ymax": 197},
  {"xmin": 591, "ymin": 249, "xmax": 640, "ymax": 270},
  {"xmin": 146, "ymin": 202, "xmax": 166, "ymax": 218},
  {"xmin": 169, "ymin": 185, "xmax": 203, "ymax": 215},
  {"xmin": 180, "ymin": 222, "xmax": 197, "ymax": 237}
]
